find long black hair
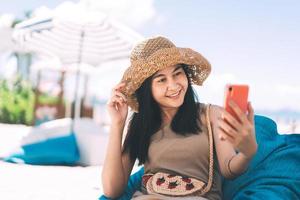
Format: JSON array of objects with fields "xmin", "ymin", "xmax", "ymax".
[{"xmin": 122, "ymin": 64, "xmax": 203, "ymax": 165}]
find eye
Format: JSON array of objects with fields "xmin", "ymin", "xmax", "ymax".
[
  {"xmin": 175, "ymin": 71, "xmax": 182, "ymax": 76},
  {"xmin": 158, "ymin": 78, "xmax": 166, "ymax": 83}
]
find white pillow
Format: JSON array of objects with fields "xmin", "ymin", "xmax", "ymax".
[
  {"xmin": 73, "ymin": 118, "xmax": 109, "ymax": 166},
  {"xmin": 21, "ymin": 118, "xmax": 73, "ymax": 145},
  {"xmin": 20, "ymin": 118, "xmax": 109, "ymax": 166}
]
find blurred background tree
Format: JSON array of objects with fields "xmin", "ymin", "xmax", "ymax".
[{"xmin": 0, "ymin": 76, "xmax": 35, "ymax": 124}]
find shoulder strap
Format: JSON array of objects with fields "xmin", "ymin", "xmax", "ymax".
[{"xmin": 200, "ymin": 103, "xmax": 214, "ymax": 195}]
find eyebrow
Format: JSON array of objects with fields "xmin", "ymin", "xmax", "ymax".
[{"xmin": 152, "ymin": 65, "xmax": 182, "ymax": 79}]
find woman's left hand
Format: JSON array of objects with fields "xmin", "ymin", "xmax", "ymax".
[{"xmin": 218, "ymin": 101, "xmax": 258, "ymax": 159}]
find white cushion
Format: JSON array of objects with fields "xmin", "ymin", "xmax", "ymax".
[
  {"xmin": 21, "ymin": 118, "xmax": 72, "ymax": 145},
  {"xmin": 73, "ymin": 118, "xmax": 109, "ymax": 166},
  {"xmin": 20, "ymin": 118, "xmax": 109, "ymax": 166}
]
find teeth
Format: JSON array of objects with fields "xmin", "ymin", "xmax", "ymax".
[{"xmin": 169, "ymin": 90, "xmax": 180, "ymax": 97}]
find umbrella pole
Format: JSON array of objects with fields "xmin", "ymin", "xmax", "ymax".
[
  {"xmin": 71, "ymin": 29, "xmax": 85, "ymax": 133},
  {"xmin": 71, "ymin": 63, "xmax": 82, "ymax": 132}
]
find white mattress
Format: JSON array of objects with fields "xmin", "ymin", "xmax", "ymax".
[
  {"xmin": 0, "ymin": 161, "xmax": 102, "ymax": 200},
  {"xmin": 0, "ymin": 123, "xmax": 31, "ymax": 159},
  {"xmin": 0, "ymin": 123, "xmax": 141, "ymax": 200},
  {"xmin": 0, "ymin": 161, "xmax": 142, "ymax": 200}
]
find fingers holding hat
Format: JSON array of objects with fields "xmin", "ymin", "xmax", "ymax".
[
  {"xmin": 108, "ymin": 95, "xmax": 125, "ymax": 107},
  {"xmin": 113, "ymin": 82, "xmax": 126, "ymax": 90},
  {"xmin": 112, "ymin": 91, "xmax": 127, "ymax": 103},
  {"xmin": 108, "ymin": 82, "xmax": 128, "ymax": 107},
  {"xmin": 107, "ymin": 82, "xmax": 129, "ymax": 126}
]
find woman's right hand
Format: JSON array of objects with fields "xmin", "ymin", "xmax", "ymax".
[{"xmin": 106, "ymin": 82, "xmax": 128, "ymax": 127}]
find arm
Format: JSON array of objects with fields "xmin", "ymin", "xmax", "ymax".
[
  {"xmin": 101, "ymin": 83, "xmax": 136, "ymax": 198},
  {"xmin": 102, "ymin": 123, "xmax": 135, "ymax": 198},
  {"xmin": 210, "ymin": 103, "xmax": 257, "ymax": 179}
]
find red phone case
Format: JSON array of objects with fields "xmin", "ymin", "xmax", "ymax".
[{"xmin": 224, "ymin": 84, "xmax": 249, "ymax": 119}]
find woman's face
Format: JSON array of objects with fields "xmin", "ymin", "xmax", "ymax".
[{"xmin": 151, "ymin": 65, "xmax": 188, "ymax": 110}]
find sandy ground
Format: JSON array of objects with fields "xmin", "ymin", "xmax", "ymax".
[{"xmin": 0, "ymin": 161, "xmax": 102, "ymax": 200}]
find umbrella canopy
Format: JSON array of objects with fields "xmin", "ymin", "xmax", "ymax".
[
  {"xmin": 13, "ymin": 14, "xmax": 143, "ymax": 65},
  {"xmin": 0, "ymin": 27, "xmax": 14, "ymax": 53},
  {"xmin": 12, "ymin": 11, "xmax": 143, "ymax": 127},
  {"xmin": 0, "ymin": 13, "xmax": 15, "ymax": 53}
]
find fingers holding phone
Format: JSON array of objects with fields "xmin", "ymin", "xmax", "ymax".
[
  {"xmin": 246, "ymin": 101, "xmax": 254, "ymax": 124},
  {"xmin": 218, "ymin": 84, "xmax": 257, "ymax": 158},
  {"xmin": 226, "ymin": 100, "xmax": 249, "ymax": 124}
]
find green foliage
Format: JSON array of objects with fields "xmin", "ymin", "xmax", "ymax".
[
  {"xmin": 38, "ymin": 93, "xmax": 60, "ymax": 105},
  {"xmin": 0, "ymin": 75, "xmax": 64, "ymax": 125},
  {"xmin": 0, "ymin": 77, "xmax": 35, "ymax": 125}
]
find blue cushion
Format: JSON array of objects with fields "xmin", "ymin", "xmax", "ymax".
[
  {"xmin": 222, "ymin": 115, "xmax": 300, "ymax": 200},
  {"xmin": 99, "ymin": 167, "xmax": 144, "ymax": 200},
  {"xmin": 4, "ymin": 133, "xmax": 79, "ymax": 165},
  {"xmin": 99, "ymin": 115, "xmax": 300, "ymax": 199}
]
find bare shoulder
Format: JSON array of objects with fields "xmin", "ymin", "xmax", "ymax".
[
  {"xmin": 208, "ymin": 104, "xmax": 224, "ymax": 124},
  {"xmin": 197, "ymin": 103, "xmax": 224, "ymax": 125}
]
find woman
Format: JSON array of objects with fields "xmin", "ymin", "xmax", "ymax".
[{"xmin": 102, "ymin": 36, "xmax": 258, "ymax": 199}]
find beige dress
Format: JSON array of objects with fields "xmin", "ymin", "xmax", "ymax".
[{"xmin": 132, "ymin": 104, "xmax": 222, "ymax": 200}]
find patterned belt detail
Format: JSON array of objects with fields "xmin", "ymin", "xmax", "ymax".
[{"xmin": 142, "ymin": 173, "xmax": 206, "ymax": 196}]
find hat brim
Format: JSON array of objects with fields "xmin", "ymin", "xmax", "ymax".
[{"xmin": 121, "ymin": 47, "xmax": 211, "ymax": 112}]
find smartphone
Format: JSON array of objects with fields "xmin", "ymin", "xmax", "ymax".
[{"xmin": 224, "ymin": 84, "xmax": 249, "ymax": 119}]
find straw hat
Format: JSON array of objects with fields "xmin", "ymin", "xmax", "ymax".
[{"xmin": 120, "ymin": 36, "xmax": 211, "ymax": 112}]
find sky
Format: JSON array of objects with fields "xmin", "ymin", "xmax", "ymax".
[{"xmin": 1, "ymin": 0, "xmax": 300, "ymax": 113}]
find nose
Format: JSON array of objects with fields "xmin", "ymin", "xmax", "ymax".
[{"xmin": 167, "ymin": 79, "xmax": 180, "ymax": 91}]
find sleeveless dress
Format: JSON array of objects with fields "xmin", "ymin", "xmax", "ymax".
[{"xmin": 132, "ymin": 104, "xmax": 222, "ymax": 200}]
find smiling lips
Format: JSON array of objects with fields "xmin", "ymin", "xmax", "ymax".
[{"xmin": 167, "ymin": 89, "xmax": 182, "ymax": 99}]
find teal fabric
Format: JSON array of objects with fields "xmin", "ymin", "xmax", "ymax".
[
  {"xmin": 99, "ymin": 167, "xmax": 144, "ymax": 200},
  {"xmin": 99, "ymin": 115, "xmax": 300, "ymax": 200},
  {"xmin": 4, "ymin": 133, "xmax": 79, "ymax": 165},
  {"xmin": 222, "ymin": 115, "xmax": 300, "ymax": 200}
]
